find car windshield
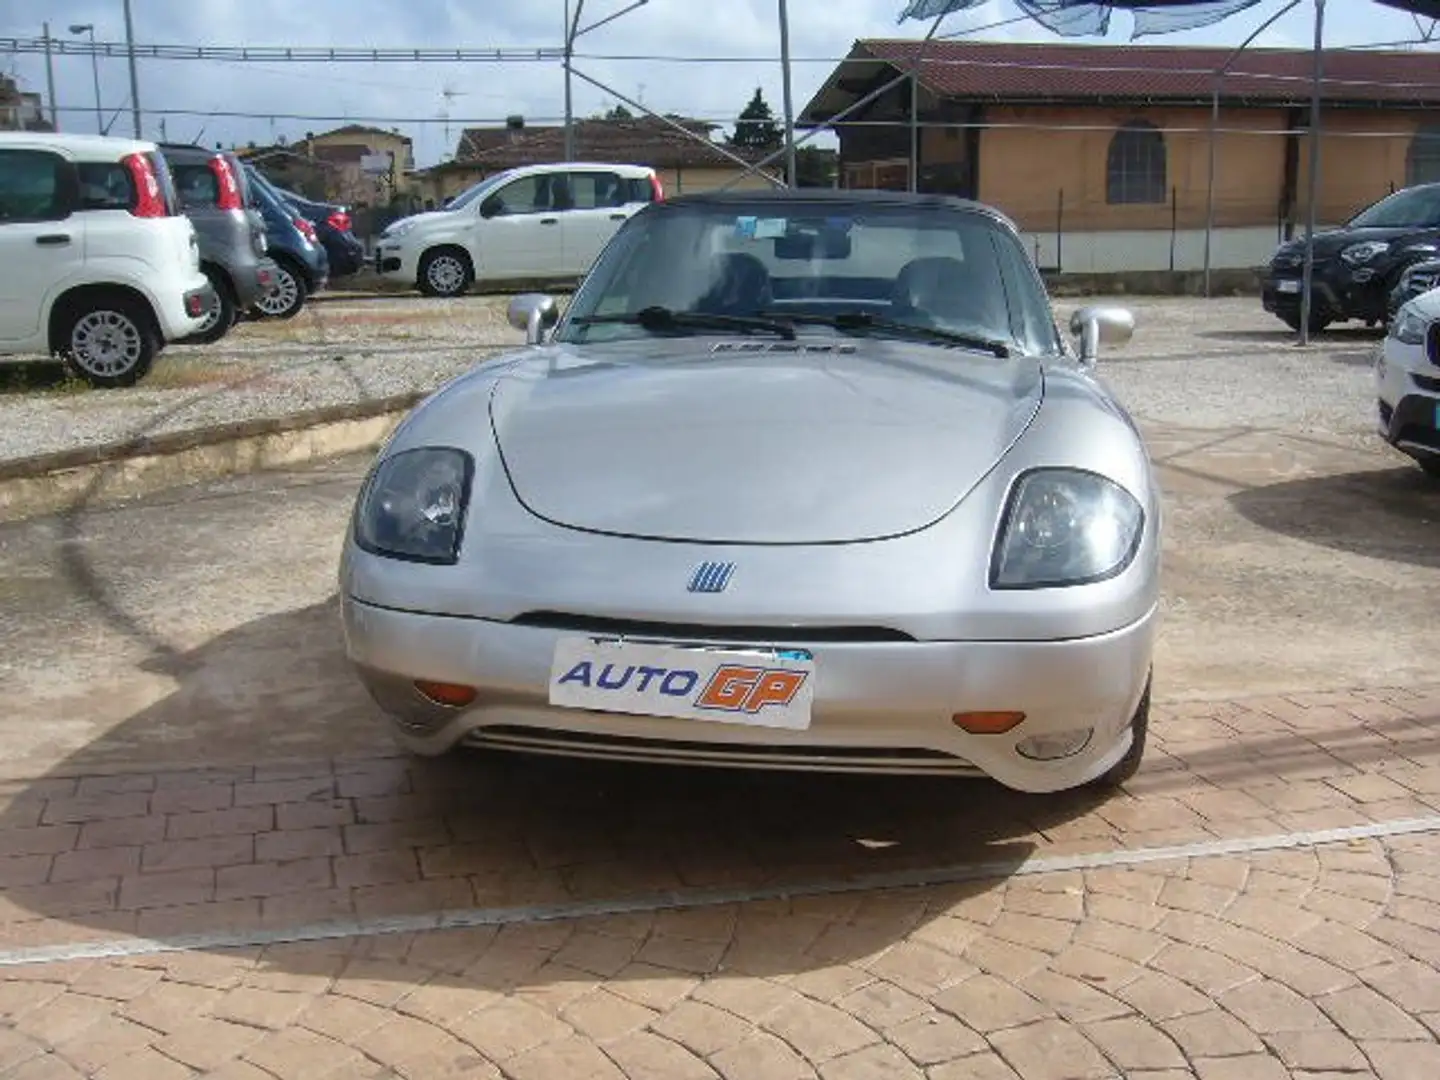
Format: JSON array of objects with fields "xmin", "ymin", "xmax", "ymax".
[
  {"xmin": 1348, "ymin": 185, "xmax": 1440, "ymax": 229},
  {"xmin": 556, "ymin": 197, "xmax": 1063, "ymax": 356},
  {"xmin": 445, "ymin": 170, "xmax": 516, "ymax": 212}
]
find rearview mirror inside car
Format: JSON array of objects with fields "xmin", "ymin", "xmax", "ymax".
[
  {"xmin": 1069, "ymin": 305, "xmax": 1135, "ymax": 366},
  {"xmin": 507, "ymin": 293, "xmax": 560, "ymax": 344}
]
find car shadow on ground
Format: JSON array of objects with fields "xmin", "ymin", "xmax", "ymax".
[
  {"xmin": 1228, "ymin": 464, "xmax": 1440, "ymax": 568},
  {"xmin": 0, "ymin": 361, "xmax": 73, "ymax": 395},
  {"xmin": 0, "ymin": 594, "xmax": 1095, "ymax": 974}
]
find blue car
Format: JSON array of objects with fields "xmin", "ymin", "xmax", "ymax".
[
  {"xmin": 271, "ymin": 184, "xmax": 367, "ymax": 279},
  {"xmin": 242, "ymin": 165, "xmax": 329, "ymax": 319}
]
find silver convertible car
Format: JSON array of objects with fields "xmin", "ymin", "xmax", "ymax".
[{"xmin": 339, "ymin": 190, "xmax": 1161, "ymax": 794}]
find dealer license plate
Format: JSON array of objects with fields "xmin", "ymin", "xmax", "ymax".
[
  {"xmin": 548, "ymin": 637, "xmax": 815, "ymax": 730},
  {"xmin": 1276, "ymin": 279, "xmax": 1301, "ymax": 294}
]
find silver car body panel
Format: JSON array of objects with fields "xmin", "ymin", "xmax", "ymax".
[{"xmin": 339, "ymin": 333, "xmax": 1161, "ymax": 793}]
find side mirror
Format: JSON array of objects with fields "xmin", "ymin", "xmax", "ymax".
[
  {"xmin": 507, "ymin": 293, "xmax": 560, "ymax": 344},
  {"xmin": 1069, "ymin": 305, "xmax": 1135, "ymax": 366},
  {"xmin": 479, "ymin": 197, "xmax": 502, "ymax": 219}
]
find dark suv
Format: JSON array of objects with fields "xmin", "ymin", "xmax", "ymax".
[
  {"xmin": 159, "ymin": 143, "xmax": 277, "ymax": 343},
  {"xmin": 1262, "ymin": 182, "xmax": 1440, "ymax": 334}
]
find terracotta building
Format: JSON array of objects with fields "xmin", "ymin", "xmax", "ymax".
[{"xmin": 798, "ymin": 40, "xmax": 1440, "ymax": 272}]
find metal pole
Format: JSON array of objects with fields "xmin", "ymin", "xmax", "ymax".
[
  {"xmin": 122, "ymin": 0, "xmax": 141, "ymax": 138},
  {"xmin": 778, "ymin": 0, "xmax": 796, "ymax": 187},
  {"xmin": 908, "ymin": 13, "xmax": 946, "ymax": 195},
  {"xmin": 1299, "ymin": 0, "xmax": 1325, "ymax": 347},
  {"xmin": 42, "ymin": 23, "xmax": 58, "ymax": 130},
  {"xmin": 564, "ymin": 0, "xmax": 585, "ymax": 161},
  {"xmin": 1204, "ymin": 82, "xmax": 1219, "ymax": 298},
  {"xmin": 87, "ymin": 28, "xmax": 102, "ymax": 133},
  {"xmin": 1203, "ymin": 1, "xmax": 1301, "ymax": 298}
]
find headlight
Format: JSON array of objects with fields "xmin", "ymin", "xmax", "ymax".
[
  {"xmin": 353, "ymin": 447, "xmax": 473, "ymax": 564},
  {"xmin": 1341, "ymin": 241, "xmax": 1390, "ymax": 265},
  {"xmin": 1390, "ymin": 305, "xmax": 1428, "ymax": 345},
  {"xmin": 991, "ymin": 469, "xmax": 1144, "ymax": 589}
]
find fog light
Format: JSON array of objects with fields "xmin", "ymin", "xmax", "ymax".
[
  {"xmin": 414, "ymin": 680, "xmax": 477, "ymax": 707},
  {"xmin": 951, "ymin": 711, "xmax": 1025, "ymax": 735},
  {"xmin": 1016, "ymin": 728, "xmax": 1093, "ymax": 761}
]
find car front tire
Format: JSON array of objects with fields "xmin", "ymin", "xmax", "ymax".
[
  {"xmin": 1090, "ymin": 673, "xmax": 1151, "ymax": 790},
  {"xmin": 1280, "ymin": 308, "xmax": 1332, "ymax": 335},
  {"xmin": 418, "ymin": 248, "xmax": 473, "ymax": 298},
  {"xmin": 57, "ymin": 295, "xmax": 158, "ymax": 389}
]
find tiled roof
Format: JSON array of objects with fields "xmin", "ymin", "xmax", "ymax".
[
  {"xmin": 800, "ymin": 39, "xmax": 1440, "ymax": 116},
  {"xmin": 455, "ymin": 117, "xmax": 773, "ymax": 170}
]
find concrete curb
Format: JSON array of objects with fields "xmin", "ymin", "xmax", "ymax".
[{"xmin": 0, "ymin": 393, "xmax": 426, "ymax": 523}]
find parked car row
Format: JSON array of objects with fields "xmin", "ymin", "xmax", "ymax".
[{"xmin": 0, "ymin": 132, "xmax": 368, "ymax": 387}]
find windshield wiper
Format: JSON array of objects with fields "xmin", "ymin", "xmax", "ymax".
[
  {"xmin": 572, "ymin": 306, "xmax": 796, "ymax": 341},
  {"xmin": 758, "ymin": 310, "xmax": 1010, "ymax": 358}
]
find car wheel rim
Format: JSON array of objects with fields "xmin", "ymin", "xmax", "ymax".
[
  {"xmin": 70, "ymin": 310, "xmax": 142, "ymax": 377},
  {"xmin": 196, "ymin": 289, "xmax": 224, "ymax": 332},
  {"xmin": 427, "ymin": 255, "xmax": 465, "ymax": 294},
  {"xmin": 257, "ymin": 268, "xmax": 299, "ymax": 315}
]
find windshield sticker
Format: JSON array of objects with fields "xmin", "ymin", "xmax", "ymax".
[
  {"xmin": 734, "ymin": 216, "xmax": 758, "ymax": 239},
  {"xmin": 754, "ymin": 217, "xmax": 787, "ymax": 239}
]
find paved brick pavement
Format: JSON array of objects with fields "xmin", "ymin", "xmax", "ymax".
[
  {"xmin": 0, "ymin": 685, "xmax": 1439, "ymax": 1076},
  {"xmin": 1, "ymin": 815, "xmax": 1440, "ymax": 1078}
]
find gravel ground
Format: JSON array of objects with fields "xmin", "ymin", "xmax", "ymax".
[{"xmin": 0, "ymin": 292, "xmax": 1383, "ymax": 464}]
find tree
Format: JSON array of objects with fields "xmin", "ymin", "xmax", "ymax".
[
  {"xmin": 603, "ymin": 103, "xmax": 633, "ymax": 121},
  {"xmin": 729, "ymin": 87, "xmax": 782, "ymax": 153}
]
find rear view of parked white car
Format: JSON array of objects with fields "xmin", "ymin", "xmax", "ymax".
[
  {"xmin": 0, "ymin": 132, "xmax": 214, "ymax": 387},
  {"xmin": 373, "ymin": 162, "xmax": 664, "ymax": 298}
]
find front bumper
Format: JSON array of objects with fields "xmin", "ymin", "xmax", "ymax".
[
  {"xmin": 1377, "ymin": 334, "xmax": 1440, "ymax": 466},
  {"xmin": 374, "ymin": 242, "xmax": 417, "ymax": 282},
  {"xmin": 341, "ymin": 595, "xmax": 1157, "ymax": 794},
  {"xmin": 1261, "ymin": 259, "xmax": 1388, "ymax": 324}
]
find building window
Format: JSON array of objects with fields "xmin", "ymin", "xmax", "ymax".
[
  {"xmin": 1106, "ymin": 120, "xmax": 1166, "ymax": 205},
  {"xmin": 1408, "ymin": 124, "xmax": 1440, "ymax": 186}
]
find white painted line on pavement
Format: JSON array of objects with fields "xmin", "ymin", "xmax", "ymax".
[{"xmin": 2, "ymin": 813, "xmax": 1438, "ymax": 968}]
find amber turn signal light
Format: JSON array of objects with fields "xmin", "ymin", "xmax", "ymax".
[
  {"xmin": 951, "ymin": 711, "xmax": 1026, "ymax": 735},
  {"xmin": 414, "ymin": 680, "xmax": 478, "ymax": 707}
]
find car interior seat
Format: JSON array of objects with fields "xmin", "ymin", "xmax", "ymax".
[
  {"xmin": 890, "ymin": 255, "xmax": 1009, "ymax": 332},
  {"xmin": 693, "ymin": 252, "xmax": 774, "ymax": 316}
]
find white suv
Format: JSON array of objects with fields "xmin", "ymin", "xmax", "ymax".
[
  {"xmin": 0, "ymin": 132, "xmax": 214, "ymax": 387},
  {"xmin": 375, "ymin": 161, "xmax": 663, "ymax": 298}
]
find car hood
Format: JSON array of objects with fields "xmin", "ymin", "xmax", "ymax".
[
  {"xmin": 386, "ymin": 211, "xmax": 454, "ymax": 236},
  {"xmin": 1274, "ymin": 226, "xmax": 1438, "ymax": 260},
  {"xmin": 486, "ymin": 338, "xmax": 1044, "ymax": 545}
]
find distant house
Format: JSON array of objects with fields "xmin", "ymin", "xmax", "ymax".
[
  {"xmin": 799, "ymin": 40, "xmax": 1440, "ymax": 273},
  {"xmin": 410, "ymin": 115, "xmax": 782, "ymax": 206},
  {"xmin": 237, "ymin": 125, "xmax": 415, "ymax": 206},
  {"xmin": 0, "ymin": 75, "xmax": 52, "ymax": 132}
]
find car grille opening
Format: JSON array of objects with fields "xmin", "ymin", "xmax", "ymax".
[
  {"xmin": 508, "ymin": 612, "xmax": 916, "ymax": 644},
  {"xmin": 463, "ymin": 726, "xmax": 979, "ymax": 774}
]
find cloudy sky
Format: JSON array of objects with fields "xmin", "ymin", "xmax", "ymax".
[{"xmin": 5, "ymin": 1, "xmax": 1438, "ymax": 168}]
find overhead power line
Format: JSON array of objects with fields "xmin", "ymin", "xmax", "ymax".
[{"xmin": 0, "ymin": 37, "xmax": 560, "ymax": 62}]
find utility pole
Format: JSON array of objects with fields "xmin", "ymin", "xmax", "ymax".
[
  {"xmin": 69, "ymin": 24, "xmax": 103, "ymax": 134},
  {"xmin": 42, "ymin": 22, "xmax": 58, "ymax": 130},
  {"xmin": 778, "ymin": 0, "xmax": 796, "ymax": 187},
  {"xmin": 563, "ymin": 0, "xmax": 585, "ymax": 160},
  {"xmin": 123, "ymin": 0, "xmax": 142, "ymax": 138}
]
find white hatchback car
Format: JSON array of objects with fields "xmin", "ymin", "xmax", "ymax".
[
  {"xmin": 1379, "ymin": 291, "xmax": 1440, "ymax": 479},
  {"xmin": 0, "ymin": 132, "xmax": 213, "ymax": 387},
  {"xmin": 374, "ymin": 162, "xmax": 663, "ymax": 297}
]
